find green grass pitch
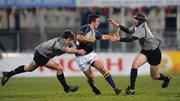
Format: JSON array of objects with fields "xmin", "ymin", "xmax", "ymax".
[{"xmin": 0, "ymin": 75, "xmax": 180, "ymax": 101}]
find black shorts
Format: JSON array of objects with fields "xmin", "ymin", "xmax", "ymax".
[
  {"xmin": 140, "ymin": 48, "xmax": 162, "ymax": 65},
  {"xmin": 33, "ymin": 51, "xmax": 50, "ymax": 66}
]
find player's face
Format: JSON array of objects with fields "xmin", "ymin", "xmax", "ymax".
[
  {"xmin": 64, "ymin": 38, "xmax": 73, "ymax": 47},
  {"xmin": 93, "ymin": 18, "xmax": 100, "ymax": 29},
  {"xmin": 133, "ymin": 19, "xmax": 139, "ymax": 26}
]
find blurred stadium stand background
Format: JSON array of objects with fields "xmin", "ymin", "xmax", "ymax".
[{"xmin": 0, "ymin": 0, "xmax": 180, "ymax": 53}]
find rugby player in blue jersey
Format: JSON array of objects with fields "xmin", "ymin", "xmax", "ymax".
[{"xmin": 75, "ymin": 14, "xmax": 121, "ymax": 95}]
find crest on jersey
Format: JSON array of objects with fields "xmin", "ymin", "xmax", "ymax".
[{"xmin": 85, "ymin": 30, "xmax": 96, "ymax": 40}]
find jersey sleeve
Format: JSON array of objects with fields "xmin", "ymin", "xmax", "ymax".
[
  {"xmin": 120, "ymin": 36, "xmax": 138, "ymax": 42},
  {"xmin": 132, "ymin": 26, "xmax": 145, "ymax": 38},
  {"xmin": 77, "ymin": 25, "xmax": 88, "ymax": 35},
  {"xmin": 129, "ymin": 26, "xmax": 136, "ymax": 33},
  {"xmin": 54, "ymin": 42, "xmax": 67, "ymax": 51},
  {"xmin": 95, "ymin": 30, "xmax": 102, "ymax": 40}
]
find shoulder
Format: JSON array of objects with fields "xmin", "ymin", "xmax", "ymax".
[
  {"xmin": 79, "ymin": 24, "xmax": 89, "ymax": 30},
  {"xmin": 144, "ymin": 22, "xmax": 150, "ymax": 28},
  {"xmin": 78, "ymin": 24, "xmax": 90, "ymax": 34}
]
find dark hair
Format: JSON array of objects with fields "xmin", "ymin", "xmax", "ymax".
[
  {"xmin": 134, "ymin": 12, "xmax": 147, "ymax": 26},
  {"xmin": 62, "ymin": 30, "xmax": 74, "ymax": 40},
  {"xmin": 88, "ymin": 14, "xmax": 99, "ymax": 24},
  {"xmin": 134, "ymin": 12, "xmax": 147, "ymax": 22}
]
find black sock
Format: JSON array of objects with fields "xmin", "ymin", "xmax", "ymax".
[
  {"xmin": 57, "ymin": 73, "xmax": 69, "ymax": 89},
  {"xmin": 7, "ymin": 65, "xmax": 25, "ymax": 78},
  {"xmin": 88, "ymin": 79, "xmax": 98, "ymax": 90},
  {"xmin": 158, "ymin": 73, "xmax": 167, "ymax": 81},
  {"xmin": 130, "ymin": 68, "xmax": 138, "ymax": 89}
]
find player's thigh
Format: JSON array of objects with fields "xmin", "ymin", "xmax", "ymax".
[
  {"xmin": 83, "ymin": 68, "xmax": 94, "ymax": 80},
  {"xmin": 93, "ymin": 59, "xmax": 107, "ymax": 75},
  {"xmin": 132, "ymin": 53, "xmax": 147, "ymax": 69},
  {"xmin": 45, "ymin": 59, "xmax": 63, "ymax": 72},
  {"xmin": 24, "ymin": 60, "xmax": 38, "ymax": 71},
  {"xmin": 150, "ymin": 65, "xmax": 160, "ymax": 78}
]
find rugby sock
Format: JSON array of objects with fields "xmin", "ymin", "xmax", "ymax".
[
  {"xmin": 57, "ymin": 73, "xmax": 69, "ymax": 89},
  {"xmin": 130, "ymin": 68, "xmax": 137, "ymax": 89},
  {"xmin": 158, "ymin": 73, "xmax": 168, "ymax": 81},
  {"xmin": 104, "ymin": 72, "xmax": 116, "ymax": 89},
  {"xmin": 88, "ymin": 79, "xmax": 97, "ymax": 90},
  {"xmin": 6, "ymin": 65, "xmax": 25, "ymax": 78}
]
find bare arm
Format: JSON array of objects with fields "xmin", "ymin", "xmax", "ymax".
[
  {"xmin": 108, "ymin": 18, "xmax": 134, "ymax": 34},
  {"xmin": 108, "ymin": 18, "xmax": 120, "ymax": 28},
  {"xmin": 101, "ymin": 34, "xmax": 111, "ymax": 40},
  {"xmin": 101, "ymin": 28, "xmax": 120, "ymax": 41},
  {"xmin": 77, "ymin": 34, "xmax": 95, "ymax": 43},
  {"xmin": 62, "ymin": 47, "xmax": 86, "ymax": 55}
]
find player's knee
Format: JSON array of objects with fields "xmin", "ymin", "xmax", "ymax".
[
  {"xmin": 132, "ymin": 63, "xmax": 139, "ymax": 68},
  {"xmin": 57, "ymin": 66, "xmax": 63, "ymax": 72}
]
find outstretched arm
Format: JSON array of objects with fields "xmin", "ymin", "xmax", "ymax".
[
  {"xmin": 108, "ymin": 18, "xmax": 119, "ymax": 28},
  {"xmin": 109, "ymin": 35, "xmax": 138, "ymax": 42},
  {"xmin": 120, "ymin": 37, "xmax": 138, "ymax": 42},
  {"xmin": 62, "ymin": 47, "xmax": 86, "ymax": 55},
  {"xmin": 108, "ymin": 18, "xmax": 134, "ymax": 34},
  {"xmin": 101, "ymin": 28, "xmax": 121, "ymax": 41},
  {"xmin": 102, "ymin": 29, "xmax": 138, "ymax": 42}
]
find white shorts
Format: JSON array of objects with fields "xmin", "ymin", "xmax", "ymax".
[{"xmin": 76, "ymin": 51, "xmax": 99, "ymax": 71}]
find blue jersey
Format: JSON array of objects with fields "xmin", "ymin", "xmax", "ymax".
[{"xmin": 76, "ymin": 24, "xmax": 102, "ymax": 54}]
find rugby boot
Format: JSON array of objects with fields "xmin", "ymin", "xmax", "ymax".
[
  {"xmin": 162, "ymin": 76, "xmax": 171, "ymax": 88},
  {"xmin": 1, "ymin": 72, "xmax": 10, "ymax": 86},
  {"xmin": 88, "ymin": 81, "xmax": 101, "ymax": 95},
  {"xmin": 114, "ymin": 88, "xmax": 121, "ymax": 95},
  {"xmin": 64, "ymin": 85, "xmax": 79, "ymax": 93},
  {"xmin": 125, "ymin": 86, "xmax": 135, "ymax": 95}
]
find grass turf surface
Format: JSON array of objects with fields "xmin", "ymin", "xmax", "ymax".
[{"xmin": 0, "ymin": 75, "xmax": 180, "ymax": 101}]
